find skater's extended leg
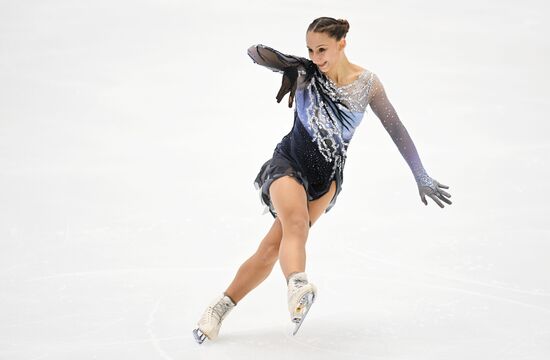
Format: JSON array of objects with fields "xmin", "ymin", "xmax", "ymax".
[
  {"xmin": 269, "ymin": 178, "xmax": 336, "ymax": 334},
  {"xmin": 193, "ymin": 180, "xmax": 338, "ymax": 342},
  {"xmin": 222, "ymin": 180, "xmax": 336, "ymax": 303},
  {"xmin": 223, "ymin": 176, "xmax": 336, "ymax": 303},
  {"xmin": 224, "ymin": 217, "xmax": 283, "ymax": 304},
  {"xmin": 194, "ymin": 218, "xmax": 284, "ymax": 343},
  {"xmin": 269, "ymin": 176, "xmax": 310, "ymax": 279}
]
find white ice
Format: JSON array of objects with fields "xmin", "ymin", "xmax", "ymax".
[{"xmin": 1, "ymin": 0, "xmax": 549, "ymax": 359}]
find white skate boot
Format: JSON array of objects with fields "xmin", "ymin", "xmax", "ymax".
[
  {"xmin": 287, "ymin": 272, "xmax": 317, "ymax": 335},
  {"xmin": 193, "ymin": 293, "xmax": 236, "ymax": 344}
]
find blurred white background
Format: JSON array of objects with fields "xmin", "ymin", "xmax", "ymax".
[{"xmin": 1, "ymin": 0, "xmax": 549, "ymax": 359}]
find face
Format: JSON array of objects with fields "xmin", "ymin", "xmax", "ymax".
[{"xmin": 306, "ymin": 31, "xmax": 346, "ymax": 73}]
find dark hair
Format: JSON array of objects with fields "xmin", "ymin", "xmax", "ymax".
[{"xmin": 307, "ymin": 17, "xmax": 350, "ymax": 41}]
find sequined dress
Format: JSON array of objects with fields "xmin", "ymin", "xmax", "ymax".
[{"xmin": 248, "ymin": 44, "xmax": 429, "ymax": 218}]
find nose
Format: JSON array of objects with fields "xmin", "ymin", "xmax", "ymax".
[
  {"xmin": 312, "ymin": 55, "xmax": 323, "ymax": 65},
  {"xmin": 309, "ymin": 51, "xmax": 322, "ymax": 65}
]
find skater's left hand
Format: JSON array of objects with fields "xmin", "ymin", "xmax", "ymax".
[
  {"xmin": 417, "ymin": 176, "xmax": 452, "ymax": 208},
  {"xmin": 276, "ymin": 67, "xmax": 298, "ymax": 108}
]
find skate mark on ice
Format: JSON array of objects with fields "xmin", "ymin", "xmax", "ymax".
[
  {"xmin": 344, "ymin": 246, "xmax": 550, "ymax": 298},
  {"xmin": 285, "ymin": 329, "xmax": 389, "ymax": 357},
  {"xmin": 24, "ymin": 266, "xmax": 231, "ymax": 282},
  {"xmin": 338, "ymin": 271, "xmax": 550, "ymax": 316},
  {"xmin": 2, "ymin": 311, "xmax": 120, "ymax": 329},
  {"xmin": 64, "ymin": 317, "xmax": 126, "ymax": 340},
  {"xmin": 146, "ymin": 297, "xmax": 174, "ymax": 360}
]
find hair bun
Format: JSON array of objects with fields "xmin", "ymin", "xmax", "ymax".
[
  {"xmin": 338, "ymin": 19, "xmax": 350, "ymax": 31},
  {"xmin": 307, "ymin": 17, "xmax": 351, "ymax": 40}
]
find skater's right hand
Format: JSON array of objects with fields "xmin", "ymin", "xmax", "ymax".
[{"xmin": 276, "ymin": 67, "xmax": 298, "ymax": 108}]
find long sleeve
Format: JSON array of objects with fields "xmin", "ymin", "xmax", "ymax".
[
  {"xmin": 368, "ymin": 73, "xmax": 430, "ymax": 184},
  {"xmin": 247, "ymin": 44, "xmax": 309, "ymax": 74}
]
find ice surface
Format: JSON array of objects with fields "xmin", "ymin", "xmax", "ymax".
[{"xmin": 1, "ymin": 0, "xmax": 549, "ymax": 359}]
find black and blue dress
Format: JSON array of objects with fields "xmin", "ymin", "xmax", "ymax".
[{"xmin": 247, "ymin": 44, "xmax": 430, "ymax": 218}]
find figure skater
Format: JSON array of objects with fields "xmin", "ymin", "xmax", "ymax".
[{"xmin": 193, "ymin": 16, "xmax": 452, "ymax": 343}]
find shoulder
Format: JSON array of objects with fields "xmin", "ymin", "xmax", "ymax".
[
  {"xmin": 353, "ymin": 66, "xmax": 378, "ymax": 91},
  {"xmin": 360, "ymin": 69, "xmax": 385, "ymax": 105},
  {"xmin": 351, "ymin": 65, "xmax": 377, "ymax": 85},
  {"xmin": 349, "ymin": 64, "xmax": 370, "ymax": 80},
  {"xmin": 360, "ymin": 69, "xmax": 382, "ymax": 89}
]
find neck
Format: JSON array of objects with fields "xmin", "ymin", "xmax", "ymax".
[{"xmin": 325, "ymin": 55, "xmax": 353, "ymax": 84}]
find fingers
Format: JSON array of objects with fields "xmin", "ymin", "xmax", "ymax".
[
  {"xmin": 420, "ymin": 192, "xmax": 427, "ymax": 206},
  {"xmin": 418, "ymin": 178, "xmax": 452, "ymax": 208},
  {"xmin": 277, "ymin": 68, "xmax": 298, "ymax": 107},
  {"xmin": 437, "ymin": 193, "xmax": 452, "ymax": 205},
  {"xmin": 277, "ymin": 81, "xmax": 297, "ymax": 107},
  {"xmin": 435, "ymin": 180, "xmax": 449, "ymax": 189},
  {"xmin": 435, "ymin": 186, "xmax": 452, "ymax": 205},
  {"xmin": 276, "ymin": 74, "xmax": 291, "ymax": 103},
  {"xmin": 276, "ymin": 86, "xmax": 285, "ymax": 103},
  {"xmin": 428, "ymin": 193, "xmax": 444, "ymax": 208},
  {"xmin": 428, "ymin": 192, "xmax": 452, "ymax": 207},
  {"xmin": 289, "ymin": 83, "xmax": 297, "ymax": 108},
  {"xmin": 439, "ymin": 189, "xmax": 451, "ymax": 198},
  {"xmin": 276, "ymin": 89, "xmax": 290, "ymax": 105},
  {"xmin": 421, "ymin": 189, "xmax": 452, "ymax": 207}
]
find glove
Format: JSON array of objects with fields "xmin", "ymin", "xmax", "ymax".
[
  {"xmin": 417, "ymin": 175, "xmax": 452, "ymax": 208},
  {"xmin": 276, "ymin": 67, "xmax": 298, "ymax": 108}
]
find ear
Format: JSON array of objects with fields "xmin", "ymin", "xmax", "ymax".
[{"xmin": 338, "ymin": 38, "xmax": 346, "ymax": 51}]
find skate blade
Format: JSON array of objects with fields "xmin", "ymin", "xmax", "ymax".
[
  {"xmin": 292, "ymin": 292, "xmax": 316, "ymax": 336},
  {"xmin": 193, "ymin": 328, "xmax": 207, "ymax": 344}
]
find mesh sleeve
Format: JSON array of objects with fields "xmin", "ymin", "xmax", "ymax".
[
  {"xmin": 368, "ymin": 73, "xmax": 429, "ymax": 184},
  {"xmin": 247, "ymin": 44, "xmax": 309, "ymax": 74}
]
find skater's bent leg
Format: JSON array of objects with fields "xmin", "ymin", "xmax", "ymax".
[
  {"xmin": 224, "ymin": 217, "xmax": 283, "ymax": 304},
  {"xmin": 223, "ymin": 179, "xmax": 336, "ymax": 303},
  {"xmin": 269, "ymin": 176, "xmax": 310, "ymax": 280},
  {"xmin": 272, "ymin": 179, "xmax": 336, "ymax": 280}
]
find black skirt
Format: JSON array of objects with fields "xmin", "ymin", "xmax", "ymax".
[{"xmin": 254, "ymin": 113, "xmax": 344, "ymax": 218}]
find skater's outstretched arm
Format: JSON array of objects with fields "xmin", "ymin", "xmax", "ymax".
[
  {"xmin": 247, "ymin": 44, "xmax": 309, "ymax": 74},
  {"xmin": 368, "ymin": 73, "xmax": 452, "ymax": 208},
  {"xmin": 247, "ymin": 44, "xmax": 309, "ymax": 108}
]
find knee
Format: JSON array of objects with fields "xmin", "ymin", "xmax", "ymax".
[{"xmin": 281, "ymin": 215, "xmax": 310, "ymax": 236}]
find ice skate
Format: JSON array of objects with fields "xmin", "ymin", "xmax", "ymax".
[
  {"xmin": 193, "ymin": 293, "xmax": 236, "ymax": 344},
  {"xmin": 287, "ymin": 272, "xmax": 317, "ymax": 335}
]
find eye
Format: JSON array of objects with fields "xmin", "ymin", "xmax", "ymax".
[{"xmin": 319, "ymin": 48, "xmax": 325, "ymax": 52}]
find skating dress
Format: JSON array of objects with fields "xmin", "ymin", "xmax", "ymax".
[{"xmin": 248, "ymin": 44, "xmax": 430, "ymax": 218}]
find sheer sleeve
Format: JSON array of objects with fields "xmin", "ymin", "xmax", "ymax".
[
  {"xmin": 368, "ymin": 73, "xmax": 430, "ymax": 185},
  {"xmin": 247, "ymin": 44, "xmax": 309, "ymax": 74}
]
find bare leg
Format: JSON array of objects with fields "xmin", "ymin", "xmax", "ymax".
[
  {"xmin": 269, "ymin": 176, "xmax": 310, "ymax": 280},
  {"xmin": 223, "ymin": 180, "xmax": 337, "ymax": 303},
  {"xmin": 224, "ymin": 217, "xmax": 283, "ymax": 304}
]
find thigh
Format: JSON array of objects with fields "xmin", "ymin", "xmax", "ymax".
[
  {"xmin": 308, "ymin": 180, "xmax": 337, "ymax": 227},
  {"xmin": 269, "ymin": 175, "xmax": 309, "ymax": 226}
]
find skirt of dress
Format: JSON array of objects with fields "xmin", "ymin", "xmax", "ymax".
[{"xmin": 254, "ymin": 117, "xmax": 344, "ymax": 218}]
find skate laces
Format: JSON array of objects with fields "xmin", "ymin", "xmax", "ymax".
[
  {"xmin": 290, "ymin": 278, "xmax": 308, "ymax": 288},
  {"xmin": 209, "ymin": 298, "xmax": 234, "ymax": 322},
  {"xmin": 288, "ymin": 276, "xmax": 309, "ymax": 296}
]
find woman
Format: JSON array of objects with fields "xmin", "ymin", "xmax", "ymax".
[{"xmin": 193, "ymin": 17, "xmax": 452, "ymax": 343}]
